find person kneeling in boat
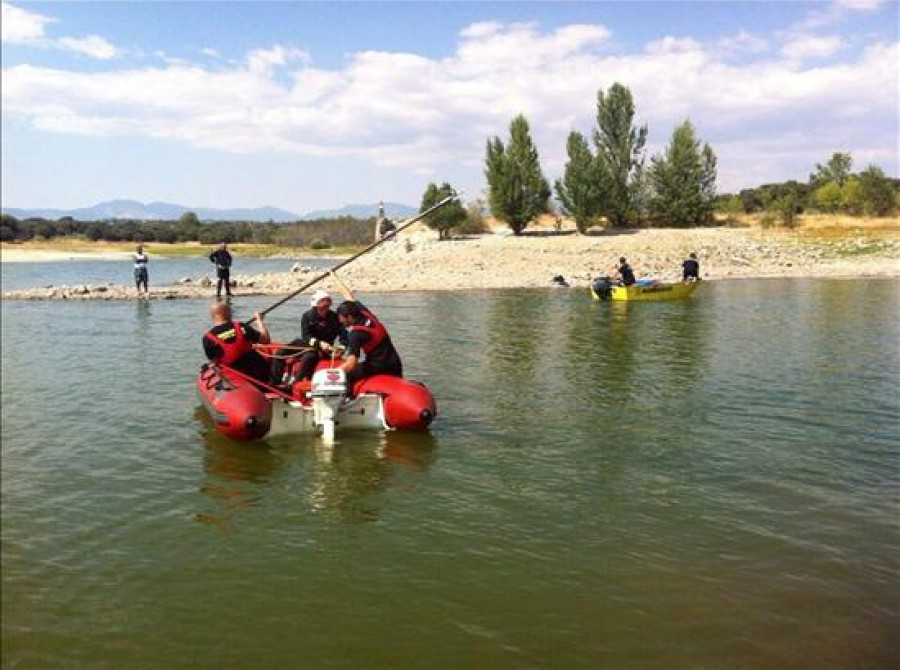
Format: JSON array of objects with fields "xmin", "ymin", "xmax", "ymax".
[
  {"xmin": 614, "ymin": 257, "xmax": 636, "ymax": 286},
  {"xmin": 682, "ymin": 252, "xmax": 701, "ymax": 282},
  {"xmin": 203, "ymin": 302, "xmax": 273, "ymax": 384},
  {"xmin": 271, "ymin": 289, "xmax": 343, "ymax": 385},
  {"xmin": 330, "ymin": 272, "xmax": 403, "ymax": 388}
]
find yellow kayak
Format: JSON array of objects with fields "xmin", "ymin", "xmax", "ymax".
[{"xmin": 591, "ymin": 278, "xmax": 700, "ymax": 302}]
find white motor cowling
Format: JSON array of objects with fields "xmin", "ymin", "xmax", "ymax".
[{"xmin": 310, "ymin": 368, "xmax": 347, "ymax": 441}]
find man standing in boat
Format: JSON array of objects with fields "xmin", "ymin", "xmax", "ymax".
[
  {"xmin": 329, "ymin": 272, "xmax": 403, "ymax": 387},
  {"xmin": 682, "ymin": 252, "xmax": 701, "ymax": 282},
  {"xmin": 614, "ymin": 257, "xmax": 636, "ymax": 286},
  {"xmin": 203, "ymin": 302, "xmax": 272, "ymax": 384},
  {"xmin": 209, "ymin": 242, "xmax": 234, "ymax": 299}
]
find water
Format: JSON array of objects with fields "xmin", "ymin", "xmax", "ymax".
[
  {"xmin": 0, "ymin": 257, "xmax": 336, "ymax": 291},
  {"xmin": 2, "ymin": 279, "xmax": 899, "ymax": 669}
]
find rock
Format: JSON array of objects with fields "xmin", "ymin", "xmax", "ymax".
[
  {"xmin": 179, "ymin": 277, "xmax": 193, "ymax": 284},
  {"xmin": 94, "ymin": 286, "xmax": 108, "ymax": 293},
  {"xmin": 75, "ymin": 285, "xmax": 90, "ymax": 295},
  {"xmin": 199, "ymin": 277, "xmax": 212, "ymax": 287}
]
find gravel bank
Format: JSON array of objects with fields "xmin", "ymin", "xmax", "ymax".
[{"xmin": 3, "ymin": 227, "xmax": 897, "ymax": 301}]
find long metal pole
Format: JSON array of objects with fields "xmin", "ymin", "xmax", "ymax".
[{"xmin": 256, "ymin": 192, "xmax": 460, "ymax": 318}]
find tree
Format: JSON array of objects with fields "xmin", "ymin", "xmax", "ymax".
[
  {"xmin": 647, "ymin": 120, "xmax": 717, "ymax": 227},
  {"xmin": 484, "ymin": 114, "xmax": 551, "ymax": 235},
  {"xmin": 554, "ymin": 131, "xmax": 603, "ymax": 233},
  {"xmin": 593, "ymin": 83, "xmax": 648, "ymax": 228},
  {"xmin": 858, "ymin": 165, "xmax": 895, "ymax": 216},
  {"xmin": 419, "ymin": 182, "xmax": 466, "ymax": 240},
  {"xmin": 812, "ymin": 181, "xmax": 843, "ymax": 212},
  {"xmin": 841, "ymin": 177, "xmax": 863, "ymax": 215},
  {"xmin": 180, "ymin": 211, "xmax": 200, "ymax": 226},
  {"xmin": 810, "ymin": 152, "xmax": 852, "ymax": 187}
]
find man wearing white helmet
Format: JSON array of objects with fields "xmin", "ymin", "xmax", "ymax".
[{"xmin": 272, "ymin": 288, "xmax": 343, "ymax": 384}]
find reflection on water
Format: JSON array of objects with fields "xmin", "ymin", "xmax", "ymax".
[{"xmin": 197, "ymin": 411, "xmax": 439, "ymax": 529}]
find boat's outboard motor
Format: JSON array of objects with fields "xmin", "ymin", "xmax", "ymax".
[
  {"xmin": 591, "ymin": 276, "xmax": 614, "ymax": 300},
  {"xmin": 310, "ymin": 367, "xmax": 347, "ymax": 441}
]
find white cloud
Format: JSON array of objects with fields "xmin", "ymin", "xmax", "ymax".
[
  {"xmin": 1, "ymin": 2, "xmax": 54, "ymax": 43},
  {"xmin": 1, "ymin": 23, "xmax": 897, "ymax": 190},
  {"xmin": 716, "ymin": 30, "xmax": 769, "ymax": 55},
  {"xmin": 781, "ymin": 35, "xmax": 846, "ymax": 59},
  {"xmin": 57, "ymin": 35, "xmax": 118, "ymax": 60},
  {"xmin": 835, "ymin": 0, "xmax": 884, "ymax": 10},
  {"xmin": 2, "ymin": 2, "xmax": 118, "ymax": 59}
]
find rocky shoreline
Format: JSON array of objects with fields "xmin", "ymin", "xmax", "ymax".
[{"xmin": 3, "ymin": 227, "xmax": 898, "ymax": 301}]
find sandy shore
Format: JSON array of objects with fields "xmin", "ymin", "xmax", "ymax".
[{"xmin": 2, "ymin": 226, "xmax": 898, "ymax": 301}]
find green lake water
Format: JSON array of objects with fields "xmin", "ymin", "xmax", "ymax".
[{"xmin": 2, "ymin": 279, "xmax": 899, "ymax": 669}]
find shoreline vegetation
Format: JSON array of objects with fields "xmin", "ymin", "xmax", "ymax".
[{"xmin": 1, "ymin": 214, "xmax": 897, "ymax": 301}]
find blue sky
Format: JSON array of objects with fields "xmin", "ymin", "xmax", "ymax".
[{"xmin": 2, "ymin": 1, "xmax": 897, "ymax": 212}]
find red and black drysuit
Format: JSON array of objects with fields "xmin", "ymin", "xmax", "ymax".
[
  {"xmin": 343, "ymin": 304, "xmax": 403, "ymax": 387},
  {"xmin": 202, "ymin": 321, "xmax": 271, "ymax": 384}
]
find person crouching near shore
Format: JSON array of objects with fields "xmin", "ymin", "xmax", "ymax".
[
  {"xmin": 682, "ymin": 252, "xmax": 701, "ymax": 282},
  {"xmin": 133, "ymin": 244, "xmax": 149, "ymax": 294},
  {"xmin": 203, "ymin": 302, "xmax": 272, "ymax": 385}
]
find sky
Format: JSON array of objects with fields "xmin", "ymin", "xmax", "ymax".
[{"xmin": 2, "ymin": 0, "xmax": 898, "ymax": 213}]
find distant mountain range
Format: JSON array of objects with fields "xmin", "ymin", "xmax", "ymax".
[{"xmin": 1, "ymin": 199, "xmax": 419, "ymax": 223}]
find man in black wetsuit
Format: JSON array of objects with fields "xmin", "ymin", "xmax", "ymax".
[
  {"xmin": 209, "ymin": 242, "xmax": 233, "ymax": 298},
  {"xmin": 202, "ymin": 302, "xmax": 272, "ymax": 384},
  {"xmin": 682, "ymin": 252, "xmax": 701, "ymax": 281},
  {"xmin": 615, "ymin": 257, "xmax": 636, "ymax": 286},
  {"xmin": 330, "ymin": 272, "xmax": 403, "ymax": 388},
  {"xmin": 272, "ymin": 289, "xmax": 344, "ymax": 384}
]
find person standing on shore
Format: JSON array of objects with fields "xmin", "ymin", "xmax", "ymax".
[
  {"xmin": 614, "ymin": 257, "xmax": 636, "ymax": 286},
  {"xmin": 682, "ymin": 252, "xmax": 701, "ymax": 282},
  {"xmin": 209, "ymin": 242, "xmax": 233, "ymax": 299},
  {"xmin": 133, "ymin": 244, "xmax": 149, "ymax": 295}
]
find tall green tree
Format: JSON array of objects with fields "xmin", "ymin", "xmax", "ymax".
[
  {"xmin": 484, "ymin": 114, "xmax": 551, "ymax": 235},
  {"xmin": 810, "ymin": 152, "xmax": 852, "ymax": 187},
  {"xmin": 593, "ymin": 83, "xmax": 648, "ymax": 228},
  {"xmin": 554, "ymin": 131, "xmax": 603, "ymax": 233},
  {"xmin": 858, "ymin": 165, "xmax": 895, "ymax": 216},
  {"xmin": 420, "ymin": 182, "xmax": 466, "ymax": 240},
  {"xmin": 647, "ymin": 120, "xmax": 718, "ymax": 226}
]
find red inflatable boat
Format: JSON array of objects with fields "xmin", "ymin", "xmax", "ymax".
[{"xmin": 196, "ymin": 358, "xmax": 436, "ymax": 442}]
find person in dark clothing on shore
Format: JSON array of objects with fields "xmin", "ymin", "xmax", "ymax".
[
  {"xmin": 203, "ymin": 302, "xmax": 272, "ymax": 384},
  {"xmin": 271, "ymin": 289, "xmax": 344, "ymax": 385},
  {"xmin": 615, "ymin": 257, "xmax": 636, "ymax": 286},
  {"xmin": 331, "ymin": 272, "xmax": 403, "ymax": 388},
  {"xmin": 209, "ymin": 242, "xmax": 233, "ymax": 298},
  {"xmin": 682, "ymin": 252, "xmax": 701, "ymax": 281}
]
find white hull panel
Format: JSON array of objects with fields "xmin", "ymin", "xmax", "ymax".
[{"xmin": 266, "ymin": 394, "xmax": 387, "ymax": 437}]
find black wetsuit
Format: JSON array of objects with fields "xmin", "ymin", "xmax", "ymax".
[
  {"xmin": 209, "ymin": 249, "xmax": 233, "ymax": 297},
  {"xmin": 682, "ymin": 258, "xmax": 700, "ymax": 281},
  {"xmin": 202, "ymin": 321, "xmax": 269, "ymax": 382},
  {"xmin": 618, "ymin": 263, "xmax": 636, "ymax": 286},
  {"xmin": 272, "ymin": 307, "xmax": 344, "ymax": 382}
]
